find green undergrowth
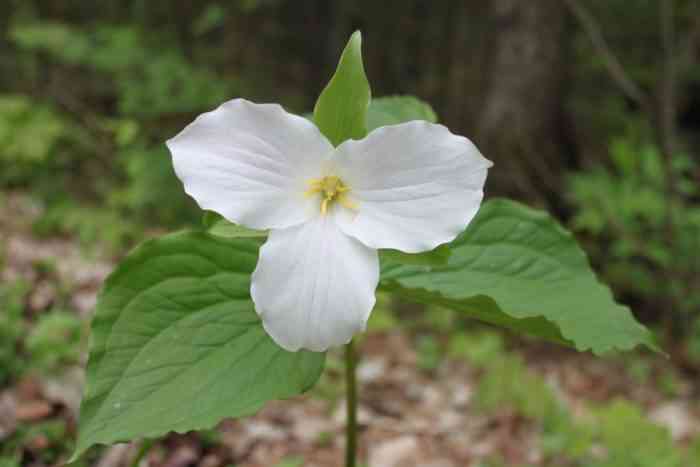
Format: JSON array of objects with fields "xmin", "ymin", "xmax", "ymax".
[
  {"xmin": 0, "ymin": 278, "xmax": 85, "ymax": 465},
  {"xmin": 459, "ymin": 329, "xmax": 699, "ymax": 467}
]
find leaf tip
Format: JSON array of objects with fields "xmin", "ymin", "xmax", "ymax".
[
  {"xmin": 346, "ymin": 30, "xmax": 365, "ymax": 72},
  {"xmin": 349, "ymin": 29, "xmax": 362, "ymax": 46}
]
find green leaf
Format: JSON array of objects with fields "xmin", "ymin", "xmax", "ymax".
[
  {"xmin": 313, "ymin": 31, "xmax": 371, "ymax": 146},
  {"xmin": 380, "ymin": 244, "xmax": 451, "ymax": 268},
  {"xmin": 367, "ymin": 95, "xmax": 438, "ymax": 131},
  {"xmin": 209, "ymin": 222, "xmax": 267, "ymax": 239},
  {"xmin": 202, "ymin": 211, "xmax": 267, "ymax": 239},
  {"xmin": 72, "ymin": 232, "xmax": 324, "ymax": 460},
  {"xmin": 201, "ymin": 210, "xmax": 222, "ymax": 229},
  {"xmin": 380, "ymin": 199, "xmax": 658, "ymax": 355}
]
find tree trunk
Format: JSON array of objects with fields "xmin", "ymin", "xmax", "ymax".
[{"xmin": 476, "ymin": 0, "xmax": 569, "ymax": 208}]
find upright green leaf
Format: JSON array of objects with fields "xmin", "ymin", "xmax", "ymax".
[
  {"xmin": 380, "ymin": 199, "xmax": 658, "ymax": 355},
  {"xmin": 367, "ymin": 95, "xmax": 438, "ymax": 131},
  {"xmin": 72, "ymin": 232, "xmax": 324, "ymax": 460},
  {"xmin": 313, "ymin": 31, "xmax": 371, "ymax": 146}
]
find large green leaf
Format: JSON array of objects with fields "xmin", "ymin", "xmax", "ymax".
[
  {"xmin": 72, "ymin": 232, "xmax": 324, "ymax": 460},
  {"xmin": 313, "ymin": 31, "xmax": 371, "ymax": 146},
  {"xmin": 380, "ymin": 199, "xmax": 658, "ymax": 355},
  {"xmin": 201, "ymin": 211, "xmax": 267, "ymax": 239},
  {"xmin": 367, "ymin": 95, "xmax": 437, "ymax": 131},
  {"xmin": 380, "ymin": 245, "xmax": 451, "ymax": 268}
]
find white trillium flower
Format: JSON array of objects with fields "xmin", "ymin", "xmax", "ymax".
[{"xmin": 167, "ymin": 99, "xmax": 492, "ymax": 352}]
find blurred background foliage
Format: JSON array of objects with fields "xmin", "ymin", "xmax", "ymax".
[
  {"xmin": 2, "ymin": 0, "xmax": 698, "ymax": 334},
  {"xmin": 1, "ymin": 0, "xmax": 700, "ymax": 466}
]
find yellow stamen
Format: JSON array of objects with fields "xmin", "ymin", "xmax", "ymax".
[
  {"xmin": 305, "ymin": 175, "xmax": 358, "ymax": 215},
  {"xmin": 338, "ymin": 193, "xmax": 358, "ymax": 210}
]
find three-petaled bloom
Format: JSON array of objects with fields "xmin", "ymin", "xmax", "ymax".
[{"xmin": 167, "ymin": 99, "xmax": 492, "ymax": 352}]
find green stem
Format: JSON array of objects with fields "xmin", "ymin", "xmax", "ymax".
[{"xmin": 345, "ymin": 340, "xmax": 358, "ymax": 467}]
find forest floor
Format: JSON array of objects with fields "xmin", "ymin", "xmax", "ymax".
[{"xmin": 2, "ymin": 193, "xmax": 699, "ymax": 467}]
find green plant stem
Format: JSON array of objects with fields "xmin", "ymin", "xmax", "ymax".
[{"xmin": 345, "ymin": 340, "xmax": 358, "ymax": 467}]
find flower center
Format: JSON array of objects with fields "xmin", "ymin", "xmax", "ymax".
[{"xmin": 305, "ymin": 175, "xmax": 357, "ymax": 215}]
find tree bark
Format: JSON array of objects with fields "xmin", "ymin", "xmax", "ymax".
[{"xmin": 476, "ymin": 0, "xmax": 569, "ymax": 207}]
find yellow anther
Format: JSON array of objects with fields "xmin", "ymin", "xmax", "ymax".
[
  {"xmin": 305, "ymin": 175, "xmax": 358, "ymax": 215},
  {"xmin": 304, "ymin": 180, "xmax": 323, "ymax": 197},
  {"xmin": 338, "ymin": 193, "xmax": 358, "ymax": 210}
]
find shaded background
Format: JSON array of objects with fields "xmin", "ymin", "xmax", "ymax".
[{"xmin": 1, "ymin": 1, "xmax": 700, "ymax": 466}]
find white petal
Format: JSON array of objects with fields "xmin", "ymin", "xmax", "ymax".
[
  {"xmin": 167, "ymin": 99, "xmax": 333, "ymax": 230},
  {"xmin": 251, "ymin": 214, "xmax": 379, "ymax": 352},
  {"xmin": 333, "ymin": 121, "xmax": 492, "ymax": 253}
]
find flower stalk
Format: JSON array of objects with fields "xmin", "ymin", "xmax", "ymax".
[{"xmin": 345, "ymin": 340, "xmax": 358, "ymax": 467}]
